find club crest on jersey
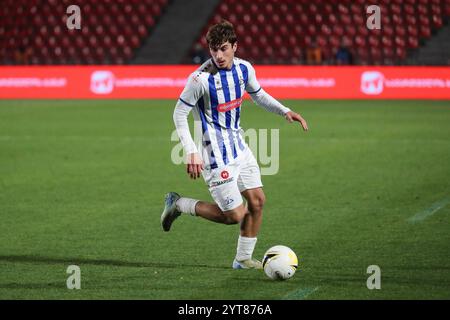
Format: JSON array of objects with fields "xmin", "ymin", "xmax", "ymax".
[
  {"xmin": 217, "ymin": 98, "xmax": 243, "ymax": 112},
  {"xmin": 220, "ymin": 170, "xmax": 229, "ymax": 179}
]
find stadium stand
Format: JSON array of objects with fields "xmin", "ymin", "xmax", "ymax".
[
  {"xmin": 1, "ymin": 0, "xmax": 449, "ymax": 65},
  {"xmin": 0, "ymin": 0, "xmax": 169, "ymax": 65},
  {"xmin": 190, "ymin": 0, "xmax": 450, "ymax": 65},
  {"xmin": 133, "ymin": 0, "xmax": 220, "ymax": 64}
]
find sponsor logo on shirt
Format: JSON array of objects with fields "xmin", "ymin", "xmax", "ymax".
[
  {"xmin": 210, "ymin": 177, "xmax": 234, "ymax": 187},
  {"xmin": 217, "ymin": 98, "xmax": 243, "ymax": 112}
]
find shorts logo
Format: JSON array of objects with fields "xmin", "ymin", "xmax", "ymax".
[
  {"xmin": 225, "ymin": 197, "xmax": 234, "ymax": 206},
  {"xmin": 220, "ymin": 170, "xmax": 229, "ymax": 179}
]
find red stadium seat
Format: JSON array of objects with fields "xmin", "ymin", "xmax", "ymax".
[
  {"xmin": 328, "ymin": 36, "xmax": 341, "ymax": 49},
  {"xmin": 395, "ymin": 46, "xmax": 407, "ymax": 60},
  {"xmin": 404, "ymin": 4, "xmax": 415, "ymax": 16},
  {"xmin": 368, "ymin": 36, "xmax": 380, "ymax": 47},
  {"xmin": 430, "ymin": 4, "xmax": 441, "ymax": 15},
  {"xmin": 332, "ymin": 25, "xmax": 344, "ymax": 37},
  {"xmin": 391, "ymin": 13, "xmax": 404, "ymax": 26},
  {"xmin": 445, "ymin": 4, "xmax": 450, "ymax": 17},
  {"xmin": 418, "ymin": 4, "xmax": 428, "ymax": 16},
  {"xmin": 345, "ymin": 25, "xmax": 357, "ymax": 38},
  {"xmin": 407, "ymin": 36, "xmax": 419, "ymax": 49},
  {"xmin": 420, "ymin": 25, "xmax": 432, "ymax": 39},
  {"xmin": 352, "ymin": 14, "xmax": 364, "ymax": 26},
  {"xmin": 356, "ymin": 47, "xmax": 370, "ymax": 65},
  {"xmin": 391, "ymin": 4, "xmax": 402, "ymax": 15},
  {"xmin": 407, "ymin": 25, "xmax": 419, "ymax": 38},
  {"xmin": 328, "ymin": 14, "xmax": 338, "ymax": 25},
  {"xmin": 394, "ymin": 36, "xmax": 406, "ymax": 48},
  {"xmin": 354, "ymin": 35, "xmax": 366, "ymax": 47},
  {"xmin": 340, "ymin": 14, "xmax": 352, "ymax": 25},
  {"xmin": 383, "ymin": 26, "xmax": 394, "ymax": 38},
  {"xmin": 395, "ymin": 25, "xmax": 407, "ymax": 38},
  {"xmin": 370, "ymin": 47, "xmax": 383, "ymax": 65},
  {"xmin": 383, "ymin": 47, "xmax": 395, "ymax": 64},
  {"xmin": 316, "ymin": 35, "xmax": 328, "ymax": 48},
  {"xmin": 431, "ymin": 15, "xmax": 443, "ymax": 28},
  {"xmin": 381, "ymin": 36, "xmax": 393, "ymax": 48}
]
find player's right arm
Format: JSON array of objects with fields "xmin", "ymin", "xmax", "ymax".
[{"xmin": 173, "ymin": 72, "xmax": 204, "ymax": 179}]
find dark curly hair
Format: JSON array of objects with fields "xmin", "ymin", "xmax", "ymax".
[{"xmin": 206, "ymin": 20, "xmax": 237, "ymax": 50}]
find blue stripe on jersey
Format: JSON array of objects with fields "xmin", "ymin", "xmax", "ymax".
[
  {"xmin": 198, "ymin": 97, "xmax": 217, "ymax": 169},
  {"xmin": 208, "ymin": 74, "xmax": 228, "ymax": 165},
  {"xmin": 219, "ymin": 70, "xmax": 237, "ymax": 159},
  {"xmin": 231, "ymin": 65, "xmax": 242, "ymax": 98},
  {"xmin": 239, "ymin": 63, "xmax": 249, "ymax": 87},
  {"xmin": 219, "ymin": 70, "xmax": 232, "ymax": 128},
  {"xmin": 231, "ymin": 66, "xmax": 245, "ymax": 151}
]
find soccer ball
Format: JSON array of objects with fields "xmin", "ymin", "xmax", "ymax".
[{"xmin": 262, "ymin": 245, "xmax": 298, "ymax": 280}]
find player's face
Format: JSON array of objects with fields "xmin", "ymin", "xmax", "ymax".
[{"xmin": 210, "ymin": 41, "xmax": 237, "ymax": 70}]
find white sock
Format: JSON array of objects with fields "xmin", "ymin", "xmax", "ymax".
[
  {"xmin": 235, "ymin": 236, "xmax": 257, "ymax": 261},
  {"xmin": 175, "ymin": 197, "xmax": 198, "ymax": 216}
]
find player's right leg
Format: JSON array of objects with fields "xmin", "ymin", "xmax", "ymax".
[
  {"xmin": 162, "ymin": 160, "xmax": 245, "ymax": 230},
  {"xmin": 160, "ymin": 194, "xmax": 246, "ymax": 231},
  {"xmin": 160, "ymin": 192, "xmax": 182, "ymax": 232},
  {"xmin": 194, "ymin": 201, "xmax": 246, "ymax": 224},
  {"xmin": 160, "ymin": 193, "xmax": 261, "ymax": 269}
]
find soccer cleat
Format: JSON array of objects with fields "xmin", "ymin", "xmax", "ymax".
[
  {"xmin": 161, "ymin": 192, "xmax": 181, "ymax": 232},
  {"xmin": 232, "ymin": 258, "xmax": 263, "ymax": 270}
]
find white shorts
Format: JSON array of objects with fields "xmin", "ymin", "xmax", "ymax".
[{"xmin": 202, "ymin": 147, "xmax": 263, "ymax": 212}]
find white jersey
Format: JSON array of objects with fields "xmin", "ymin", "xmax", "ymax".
[{"xmin": 178, "ymin": 57, "xmax": 261, "ymax": 169}]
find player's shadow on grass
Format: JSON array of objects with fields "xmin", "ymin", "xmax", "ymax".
[{"xmin": 0, "ymin": 254, "xmax": 229, "ymax": 270}]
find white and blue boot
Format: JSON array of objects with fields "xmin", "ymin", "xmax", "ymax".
[
  {"xmin": 232, "ymin": 258, "xmax": 263, "ymax": 270},
  {"xmin": 161, "ymin": 192, "xmax": 181, "ymax": 232}
]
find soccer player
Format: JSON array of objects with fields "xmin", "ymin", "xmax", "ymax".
[{"xmin": 161, "ymin": 20, "xmax": 308, "ymax": 269}]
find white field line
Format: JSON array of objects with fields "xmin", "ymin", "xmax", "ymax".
[
  {"xmin": 282, "ymin": 286, "xmax": 319, "ymax": 300},
  {"xmin": 407, "ymin": 196, "xmax": 450, "ymax": 223}
]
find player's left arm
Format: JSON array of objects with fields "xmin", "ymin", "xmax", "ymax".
[
  {"xmin": 284, "ymin": 110, "xmax": 308, "ymax": 131},
  {"xmin": 250, "ymin": 89, "xmax": 308, "ymax": 131},
  {"xmin": 245, "ymin": 63, "xmax": 308, "ymax": 131}
]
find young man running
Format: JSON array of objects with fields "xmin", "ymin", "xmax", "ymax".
[{"xmin": 161, "ymin": 20, "xmax": 308, "ymax": 269}]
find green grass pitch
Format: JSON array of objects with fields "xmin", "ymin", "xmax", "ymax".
[{"xmin": 0, "ymin": 99, "xmax": 449, "ymax": 299}]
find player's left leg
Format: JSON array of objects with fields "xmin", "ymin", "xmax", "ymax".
[
  {"xmin": 232, "ymin": 148, "xmax": 265, "ymax": 269},
  {"xmin": 240, "ymin": 187, "xmax": 265, "ymax": 238},
  {"xmin": 232, "ymin": 187, "xmax": 265, "ymax": 269}
]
